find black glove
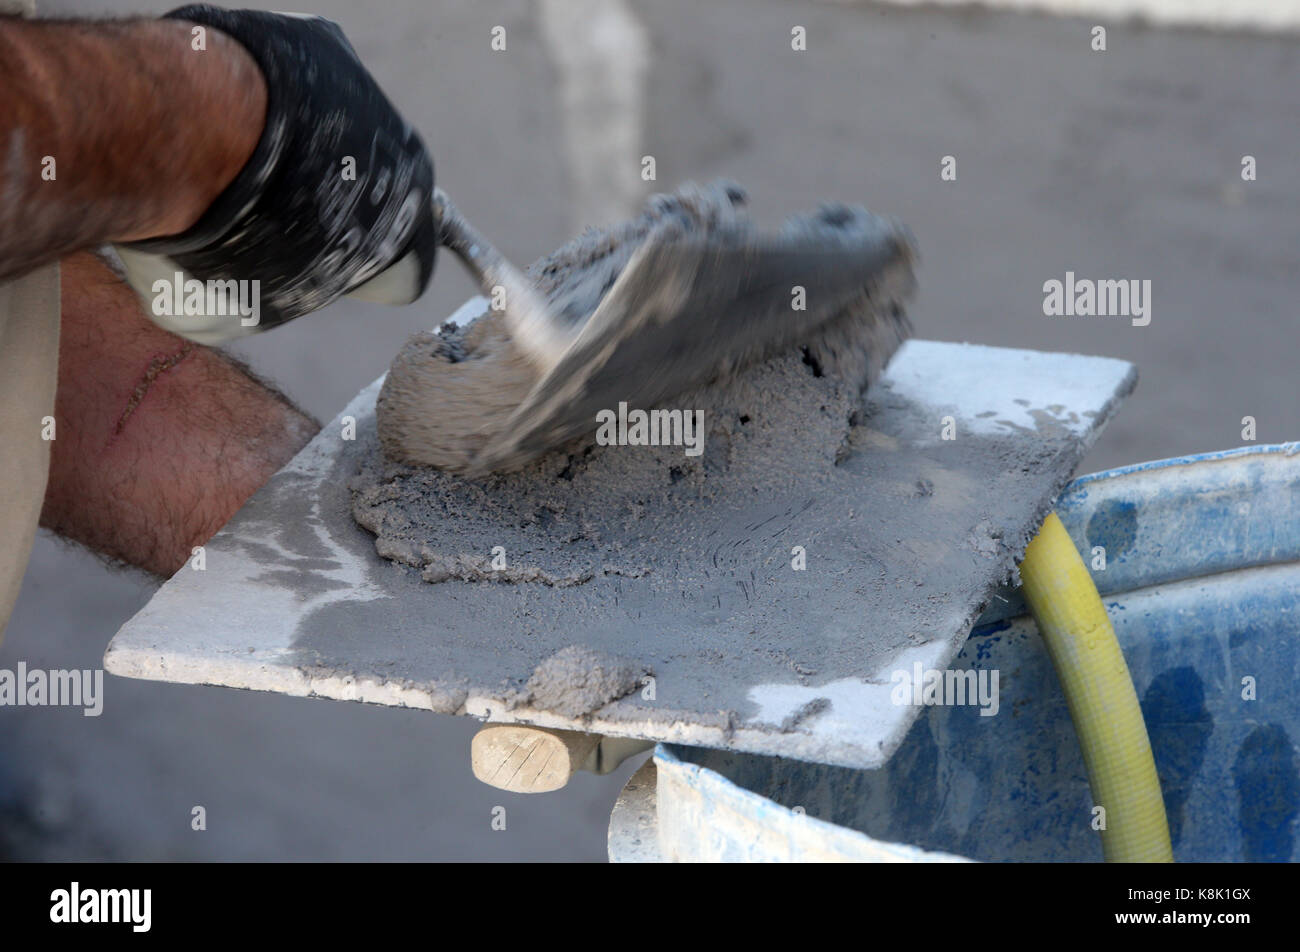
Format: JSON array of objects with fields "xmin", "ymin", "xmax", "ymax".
[{"xmin": 117, "ymin": 5, "xmax": 437, "ymax": 342}]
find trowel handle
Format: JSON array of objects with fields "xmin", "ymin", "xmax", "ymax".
[
  {"xmin": 431, "ymin": 188, "xmax": 573, "ymax": 369},
  {"xmin": 470, "ymin": 725, "xmax": 652, "ymax": 793}
]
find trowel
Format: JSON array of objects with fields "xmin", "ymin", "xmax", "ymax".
[{"xmin": 377, "ymin": 184, "xmax": 918, "ymax": 476}]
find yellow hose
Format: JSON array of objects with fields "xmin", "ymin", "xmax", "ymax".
[{"xmin": 1019, "ymin": 513, "xmax": 1173, "ymax": 863}]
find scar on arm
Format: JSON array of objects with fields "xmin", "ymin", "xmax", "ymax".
[{"xmin": 114, "ymin": 342, "xmax": 195, "ymax": 435}]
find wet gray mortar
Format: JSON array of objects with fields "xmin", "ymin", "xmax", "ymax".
[{"xmin": 349, "ymin": 185, "xmax": 919, "ymax": 716}]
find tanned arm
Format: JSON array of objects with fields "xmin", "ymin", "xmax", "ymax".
[
  {"xmin": 41, "ymin": 252, "xmax": 319, "ymax": 576},
  {"xmin": 6, "ymin": 10, "xmax": 434, "ymax": 576},
  {"xmin": 0, "ymin": 17, "xmax": 266, "ymax": 279}
]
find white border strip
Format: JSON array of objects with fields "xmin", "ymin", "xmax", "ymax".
[{"xmin": 851, "ymin": 0, "xmax": 1300, "ymax": 32}]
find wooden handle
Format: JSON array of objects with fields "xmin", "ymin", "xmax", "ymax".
[{"xmin": 471, "ymin": 725, "xmax": 652, "ymax": 793}]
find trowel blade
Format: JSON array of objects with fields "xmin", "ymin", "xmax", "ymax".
[{"xmin": 475, "ymin": 210, "xmax": 916, "ymax": 472}]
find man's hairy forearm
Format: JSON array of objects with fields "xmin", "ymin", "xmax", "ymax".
[
  {"xmin": 0, "ymin": 17, "xmax": 266, "ymax": 281},
  {"xmin": 40, "ymin": 252, "xmax": 319, "ymax": 576}
]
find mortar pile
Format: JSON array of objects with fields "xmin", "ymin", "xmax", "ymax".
[{"xmin": 354, "ymin": 182, "xmax": 916, "ymax": 586}]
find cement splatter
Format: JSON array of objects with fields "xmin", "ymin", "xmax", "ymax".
[
  {"xmin": 780, "ymin": 697, "xmax": 832, "ymax": 731},
  {"xmin": 515, "ymin": 645, "xmax": 647, "ymax": 718}
]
